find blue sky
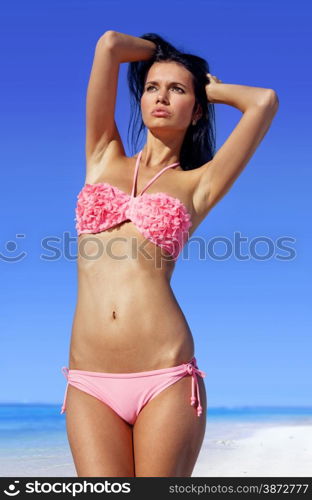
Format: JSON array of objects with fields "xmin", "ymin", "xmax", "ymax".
[{"xmin": 0, "ymin": 0, "xmax": 311, "ymax": 407}]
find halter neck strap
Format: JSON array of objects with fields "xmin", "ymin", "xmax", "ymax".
[{"xmin": 131, "ymin": 149, "xmax": 180, "ymax": 197}]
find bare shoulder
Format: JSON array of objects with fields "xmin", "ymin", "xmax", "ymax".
[{"xmin": 84, "ymin": 141, "xmax": 130, "ymax": 184}]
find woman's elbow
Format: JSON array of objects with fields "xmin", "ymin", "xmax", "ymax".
[{"xmin": 262, "ymin": 89, "xmax": 279, "ymax": 109}]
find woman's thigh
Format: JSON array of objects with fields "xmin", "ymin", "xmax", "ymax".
[
  {"xmin": 65, "ymin": 384, "xmax": 135, "ymax": 477},
  {"xmin": 133, "ymin": 375, "xmax": 207, "ymax": 477}
]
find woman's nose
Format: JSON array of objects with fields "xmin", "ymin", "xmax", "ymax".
[{"xmin": 156, "ymin": 94, "xmax": 168, "ymax": 103}]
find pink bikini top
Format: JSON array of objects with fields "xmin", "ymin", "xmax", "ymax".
[{"xmin": 75, "ymin": 150, "xmax": 192, "ymax": 260}]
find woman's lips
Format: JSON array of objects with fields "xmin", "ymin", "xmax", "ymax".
[{"xmin": 151, "ymin": 110, "xmax": 171, "ymax": 117}]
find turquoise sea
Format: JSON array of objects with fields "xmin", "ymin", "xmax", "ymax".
[{"xmin": 1, "ymin": 405, "xmax": 312, "ymax": 476}]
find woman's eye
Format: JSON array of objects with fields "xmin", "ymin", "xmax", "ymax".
[{"xmin": 146, "ymin": 85, "xmax": 184, "ymax": 93}]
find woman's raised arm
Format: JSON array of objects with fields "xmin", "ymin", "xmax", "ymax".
[
  {"xmin": 193, "ymin": 76, "xmax": 279, "ymax": 216},
  {"xmin": 85, "ymin": 31, "xmax": 156, "ymax": 167},
  {"xmin": 85, "ymin": 31, "xmax": 124, "ymax": 165},
  {"xmin": 108, "ymin": 30, "xmax": 156, "ymax": 64}
]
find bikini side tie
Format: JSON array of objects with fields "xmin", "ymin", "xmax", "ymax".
[
  {"xmin": 184, "ymin": 358, "xmax": 206, "ymax": 417},
  {"xmin": 61, "ymin": 366, "xmax": 69, "ymax": 380},
  {"xmin": 60, "ymin": 366, "xmax": 69, "ymax": 414}
]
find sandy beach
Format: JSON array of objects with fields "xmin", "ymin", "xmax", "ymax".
[
  {"xmin": 194, "ymin": 421, "xmax": 312, "ymax": 477},
  {"xmin": 1, "ymin": 419, "xmax": 311, "ymax": 477}
]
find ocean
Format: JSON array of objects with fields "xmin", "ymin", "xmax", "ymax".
[{"xmin": 1, "ymin": 404, "xmax": 312, "ymax": 477}]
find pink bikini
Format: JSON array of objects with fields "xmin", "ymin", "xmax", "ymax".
[
  {"xmin": 75, "ymin": 149, "xmax": 192, "ymax": 260},
  {"xmin": 60, "ymin": 150, "xmax": 206, "ymax": 424},
  {"xmin": 61, "ymin": 357, "xmax": 205, "ymax": 424}
]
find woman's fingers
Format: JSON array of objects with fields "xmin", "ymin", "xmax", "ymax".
[{"xmin": 207, "ymin": 72, "xmax": 222, "ymax": 83}]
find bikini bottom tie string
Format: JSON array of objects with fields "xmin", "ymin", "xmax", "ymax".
[
  {"xmin": 61, "ymin": 366, "xmax": 69, "ymax": 380},
  {"xmin": 184, "ymin": 359, "xmax": 206, "ymax": 417}
]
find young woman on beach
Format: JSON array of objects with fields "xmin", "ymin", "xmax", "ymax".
[{"xmin": 60, "ymin": 30, "xmax": 279, "ymax": 477}]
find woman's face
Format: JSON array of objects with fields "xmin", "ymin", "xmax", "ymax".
[{"xmin": 141, "ymin": 61, "xmax": 199, "ymax": 134}]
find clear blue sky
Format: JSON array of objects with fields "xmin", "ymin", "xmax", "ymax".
[{"xmin": 0, "ymin": 0, "xmax": 311, "ymax": 407}]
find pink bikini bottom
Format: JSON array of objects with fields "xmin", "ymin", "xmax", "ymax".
[{"xmin": 60, "ymin": 356, "xmax": 206, "ymax": 425}]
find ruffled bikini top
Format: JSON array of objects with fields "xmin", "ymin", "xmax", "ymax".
[{"xmin": 75, "ymin": 149, "xmax": 192, "ymax": 260}]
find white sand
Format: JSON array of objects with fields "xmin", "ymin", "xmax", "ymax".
[
  {"xmin": 193, "ymin": 423, "xmax": 312, "ymax": 477},
  {"xmin": 1, "ymin": 421, "xmax": 311, "ymax": 477}
]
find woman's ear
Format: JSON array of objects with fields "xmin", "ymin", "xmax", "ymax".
[{"xmin": 193, "ymin": 102, "xmax": 203, "ymax": 122}]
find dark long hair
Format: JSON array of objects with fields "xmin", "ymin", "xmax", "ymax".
[{"xmin": 126, "ymin": 32, "xmax": 216, "ymax": 171}]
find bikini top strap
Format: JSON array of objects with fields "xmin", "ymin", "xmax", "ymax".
[
  {"xmin": 131, "ymin": 149, "xmax": 180, "ymax": 197},
  {"xmin": 131, "ymin": 150, "xmax": 143, "ymax": 197}
]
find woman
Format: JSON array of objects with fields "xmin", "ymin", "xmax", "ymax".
[{"xmin": 60, "ymin": 30, "xmax": 279, "ymax": 477}]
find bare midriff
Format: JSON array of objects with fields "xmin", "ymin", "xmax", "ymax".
[{"xmin": 68, "ymin": 219, "xmax": 195, "ymax": 373}]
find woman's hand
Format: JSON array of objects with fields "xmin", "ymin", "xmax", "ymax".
[{"xmin": 205, "ymin": 73, "xmax": 223, "ymax": 103}]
